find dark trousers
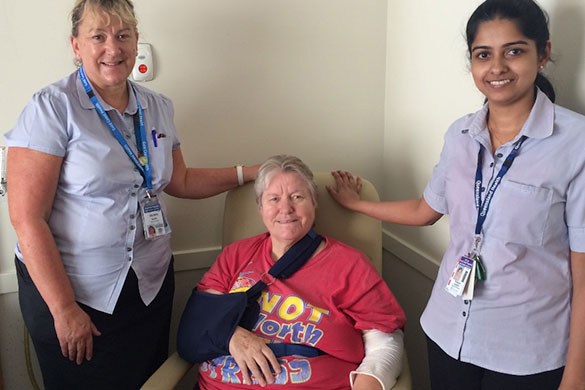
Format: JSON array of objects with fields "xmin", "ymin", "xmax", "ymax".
[
  {"xmin": 16, "ymin": 257, "xmax": 175, "ymax": 390},
  {"xmin": 427, "ymin": 337, "xmax": 564, "ymax": 390}
]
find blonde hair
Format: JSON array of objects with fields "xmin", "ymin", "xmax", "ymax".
[{"xmin": 71, "ymin": 0, "xmax": 137, "ymax": 37}]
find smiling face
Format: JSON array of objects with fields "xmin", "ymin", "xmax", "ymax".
[
  {"xmin": 470, "ymin": 18, "xmax": 549, "ymax": 109},
  {"xmin": 259, "ymin": 171, "xmax": 316, "ymax": 256},
  {"xmin": 71, "ymin": 8, "xmax": 138, "ymax": 96}
]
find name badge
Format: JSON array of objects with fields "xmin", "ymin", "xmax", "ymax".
[
  {"xmin": 462, "ymin": 261, "xmax": 476, "ymax": 301},
  {"xmin": 445, "ymin": 256, "xmax": 474, "ymax": 297},
  {"xmin": 140, "ymin": 195, "xmax": 171, "ymax": 240}
]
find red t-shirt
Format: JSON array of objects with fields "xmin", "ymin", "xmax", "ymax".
[{"xmin": 197, "ymin": 233, "xmax": 405, "ymax": 390}]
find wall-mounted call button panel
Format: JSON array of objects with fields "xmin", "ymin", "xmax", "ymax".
[{"xmin": 132, "ymin": 43, "xmax": 154, "ymax": 82}]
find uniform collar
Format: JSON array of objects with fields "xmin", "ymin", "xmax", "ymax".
[
  {"xmin": 76, "ymin": 71, "xmax": 147, "ymax": 115},
  {"xmin": 466, "ymin": 88, "xmax": 555, "ymax": 142}
]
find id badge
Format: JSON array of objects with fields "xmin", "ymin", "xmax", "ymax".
[
  {"xmin": 445, "ymin": 255, "xmax": 474, "ymax": 297},
  {"xmin": 140, "ymin": 195, "xmax": 171, "ymax": 240},
  {"xmin": 462, "ymin": 261, "xmax": 476, "ymax": 301}
]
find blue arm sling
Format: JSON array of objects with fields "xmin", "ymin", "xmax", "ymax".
[{"xmin": 176, "ymin": 229, "xmax": 324, "ymax": 363}]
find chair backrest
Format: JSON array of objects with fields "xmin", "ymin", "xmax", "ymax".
[{"xmin": 222, "ymin": 172, "xmax": 382, "ymax": 273}]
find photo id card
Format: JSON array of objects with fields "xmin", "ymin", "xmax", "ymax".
[
  {"xmin": 140, "ymin": 195, "xmax": 171, "ymax": 240},
  {"xmin": 462, "ymin": 260, "xmax": 477, "ymax": 301},
  {"xmin": 445, "ymin": 255, "xmax": 474, "ymax": 297}
]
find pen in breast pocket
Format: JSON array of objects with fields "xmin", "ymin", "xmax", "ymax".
[{"xmin": 151, "ymin": 128, "xmax": 158, "ymax": 147}]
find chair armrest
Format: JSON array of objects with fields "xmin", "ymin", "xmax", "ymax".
[
  {"xmin": 391, "ymin": 351, "xmax": 412, "ymax": 390},
  {"xmin": 141, "ymin": 352, "xmax": 194, "ymax": 390}
]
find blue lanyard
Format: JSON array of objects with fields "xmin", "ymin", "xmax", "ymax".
[
  {"xmin": 474, "ymin": 135, "xmax": 527, "ymax": 237},
  {"xmin": 78, "ymin": 66, "xmax": 152, "ymax": 191}
]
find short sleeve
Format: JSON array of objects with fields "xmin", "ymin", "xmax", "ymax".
[
  {"xmin": 334, "ymin": 251, "xmax": 406, "ymax": 334},
  {"xmin": 157, "ymin": 93, "xmax": 181, "ymax": 151},
  {"xmin": 4, "ymin": 91, "xmax": 69, "ymax": 156},
  {"xmin": 197, "ymin": 245, "xmax": 237, "ymax": 293},
  {"xmin": 566, "ymin": 157, "xmax": 585, "ymax": 253},
  {"xmin": 423, "ymin": 130, "xmax": 453, "ymax": 215}
]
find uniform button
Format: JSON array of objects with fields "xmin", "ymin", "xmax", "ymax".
[
  {"xmin": 125, "ymin": 134, "xmax": 131, "ymax": 139},
  {"xmin": 462, "ymin": 312, "xmax": 467, "ymax": 317},
  {"xmin": 128, "ymin": 256, "xmax": 132, "ymax": 262},
  {"xmin": 126, "ymin": 247, "xmax": 132, "ymax": 252},
  {"xmin": 490, "ymin": 162, "xmax": 494, "ymax": 167},
  {"xmin": 464, "ymin": 300, "xmax": 469, "ymax": 305},
  {"xmin": 461, "ymin": 129, "xmax": 469, "ymax": 134},
  {"xmin": 481, "ymin": 187, "xmax": 485, "ymax": 192},
  {"xmin": 131, "ymin": 193, "xmax": 136, "ymax": 197},
  {"xmin": 496, "ymin": 153, "xmax": 503, "ymax": 158},
  {"xmin": 130, "ymin": 225, "xmax": 136, "ymax": 230},
  {"xmin": 134, "ymin": 184, "xmax": 140, "ymax": 188},
  {"xmin": 130, "ymin": 214, "xmax": 135, "ymax": 219}
]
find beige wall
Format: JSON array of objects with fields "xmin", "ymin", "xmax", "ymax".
[
  {"xmin": 383, "ymin": 0, "xmax": 585, "ymax": 262},
  {"xmin": 3, "ymin": 0, "xmax": 585, "ymax": 389},
  {"xmin": 0, "ymin": 0, "xmax": 387, "ymax": 284},
  {"xmin": 381, "ymin": 2, "xmax": 585, "ymax": 388},
  {"xmin": 1, "ymin": 0, "xmax": 388, "ymax": 388}
]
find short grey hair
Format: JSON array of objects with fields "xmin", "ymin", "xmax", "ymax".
[{"xmin": 255, "ymin": 155, "xmax": 318, "ymax": 206}]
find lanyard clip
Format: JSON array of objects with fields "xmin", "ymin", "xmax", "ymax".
[
  {"xmin": 146, "ymin": 190, "xmax": 152, "ymax": 199},
  {"xmin": 472, "ymin": 234, "xmax": 482, "ymax": 255}
]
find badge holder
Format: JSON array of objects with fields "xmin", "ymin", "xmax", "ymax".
[
  {"xmin": 446, "ymin": 235, "xmax": 486, "ymax": 300},
  {"xmin": 462, "ymin": 253, "xmax": 486, "ymax": 300},
  {"xmin": 140, "ymin": 191, "xmax": 171, "ymax": 240},
  {"xmin": 445, "ymin": 255, "xmax": 474, "ymax": 297}
]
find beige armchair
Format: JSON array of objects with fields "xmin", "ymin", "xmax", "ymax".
[{"xmin": 142, "ymin": 172, "xmax": 412, "ymax": 390}]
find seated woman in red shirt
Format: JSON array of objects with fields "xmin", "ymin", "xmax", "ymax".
[{"xmin": 197, "ymin": 155, "xmax": 406, "ymax": 390}]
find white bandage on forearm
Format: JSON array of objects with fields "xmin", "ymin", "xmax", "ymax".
[{"xmin": 349, "ymin": 329, "xmax": 404, "ymax": 390}]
